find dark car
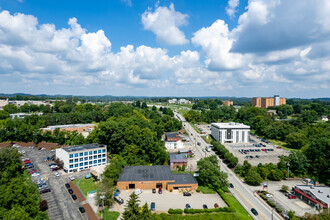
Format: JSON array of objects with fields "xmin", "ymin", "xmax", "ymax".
[
  {"xmin": 185, "ymin": 204, "xmax": 191, "ymax": 209},
  {"xmin": 229, "ymin": 183, "xmax": 234, "ymax": 188},
  {"xmin": 183, "ymin": 192, "xmax": 191, "ymax": 196},
  {"xmin": 251, "ymin": 208, "xmax": 258, "ymax": 216},
  {"xmin": 78, "ymin": 207, "xmax": 85, "ymax": 213},
  {"xmin": 152, "ymin": 189, "xmax": 156, "ymax": 194},
  {"xmin": 65, "ymin": 183, "xmax": 70, "ymax": 188},
  {"xmin": 68, "ymin": 188, "xmax": 73, "ymax": 194},
  {"xmin": 214, "ymin": 203, "xmax": 219, "ymax": 208},
  {"xmin": 150, "ymin": 202, "xmax": 155, "ymax": 211},
  {"xmin": 48, "ymin": 163, "xmax": 56, "ymax": 166},
  {"xmin": 72, "ymin": 194, "xmax": 77, "ymax": 200},
  {"xmin": 203, "ymin": 204, "xmax": 208, "ymax": 209},
  {"xmin": 114, "ymin": 196, "xmax": 124, "ymax": 204},
  {"xmin": 40, "ymin": 188, "xmax": 51, "ymax": 194}
]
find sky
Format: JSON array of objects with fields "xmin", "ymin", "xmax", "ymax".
[{"xmin": 0, "ymin": 0, "xmax": 329, "ymax": 98}]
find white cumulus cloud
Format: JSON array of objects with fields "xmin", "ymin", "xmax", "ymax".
[{"xmin": 226, "ymin": 0, "xmax": 240, "ymax": 18}]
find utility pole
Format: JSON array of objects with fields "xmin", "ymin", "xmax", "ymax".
[{"xmin": 287, "ymin": 162, "xmax": 290, "ymax": 178}]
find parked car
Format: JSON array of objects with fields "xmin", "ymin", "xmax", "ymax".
[
  {"xmin": 266, "ymin": 194, "xmax": 273, "ymax": 198},
  {"xmin": 78, "ymin": 207, "xmax": 85, "ymax": 213},
  {"xmin": 203, "ymin": 204, "xmax": 208, "ymax": 209},
  {"xmin": 229, "ymin": 183, "xmax": 234, "ymax": 188},
  {"xmin": 152, "ymin": 189, "xmax": 156, "ymax": 194},
  {"xmin": 55, "ymin": 172, "xmax": 61, "ymax": 177},
  {"xmin": 214, "ymin": 203, "xmax": 219, "ymax": 208},
  {"xmin": 40, "ymin": 188, "xmax": 51, "ymax": 194},
  {"xmin": 68, "ymin": 188, "xmax": 73, "ymax": 194},
  {"xmin": 48, "ymin": 163, "xmax": 56, "ymax": 167},
  {"xmin": 72, "ymin": 194, "xmax": 77, "ymax": 200},
  {"xmin": 31, "ymin": 172, "xmax": 40, "ymax": 177},
  {"xmin": 158, "ymin": 188, "xmax": 162, "ymax": 194},
  {"xmin": 135, "ymin": 188, "xmax": 143, "ymax": 195},
  {"xmin": 183, "ymin": 192, "xmax": 191, "ymax": 196},
  {"xmin": 285, "ymin": 193, "xmax": 290, "ymax": 197},
  {"xmin": 185, "ymin": 204, "xmax": 191, "ymax": 209},
  {"xmin": 29, "ymin": 169, "xmax": 37, "ymax": 174},
  {"xmin": 114, "ymin": 196, "xmax": 124, "ymax": 204},
  {"xmin": 288, "ymin": 195, "xmax": 296, "ymax": 199},
  {"xmin": 85, "ymin": 174, "xmax": 91, "ymax": 179},
  {"xmin": 69, "ymin": 176, "xmax": 75, "ymax": 181},
  {"xmin": 256, "ymin": 155, "xmax": 260, "ymax": 158},
  {"xmin": 251, "ymin": 208, "xmax": 258, "ymax": 216},
  {"xmin": 150, "ymin": 202, "xmax": 155, "ymax": 211},
  {"xmin": 65, "ymin": 183, "xmax": 70, "ymax": 188},
  {"xmin": 115, "ymin": 189, "xmax": 121, "ymax": 194}
]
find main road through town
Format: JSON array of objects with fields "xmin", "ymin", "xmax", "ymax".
[{"xmin": 174, "ymin": 111, "xmax": 282, "ymax": 220}]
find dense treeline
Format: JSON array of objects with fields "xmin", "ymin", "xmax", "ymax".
[
  {"xmin": 0, "ymin": 148, "xmax": 49, "ymax": 219},
  {"xmin": 211, "ymin": 140, "xmax": 238, "ymax": 168}
]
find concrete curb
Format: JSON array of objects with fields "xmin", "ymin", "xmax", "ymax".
[{"xmin": 254, "ymin": 192, "xmax": 284, "ymax": 220}]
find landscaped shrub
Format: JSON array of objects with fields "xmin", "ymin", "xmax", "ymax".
[
  {"xmin": 168, "ymin": 208, "xmax": 183, "ymax": 214},
  {"xmin": 184, "ymin": 207, "xmax": 233, "ymax": 214},
  {"xmin": 267, "ymin": 200, "xmax": 276, "ymax": 208},
  {"xmin": 275, "ymin": 207, "xmax": 282, "ymax": 213},
  {"xmin": 196, "ymin": 187, "xmax": 201, "ymax": 192}
]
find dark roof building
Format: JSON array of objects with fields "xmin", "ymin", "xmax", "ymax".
[
  {"xmin": 165, "ymin": 132, "xmax": 181, "ymax": 142},
  {"xmin": 117, "ymin": 165, "xmax": 198, "ymax": 191},
  {"xmin": 169, "ymin": 154, "xmax": 187, "ymax": 163}
]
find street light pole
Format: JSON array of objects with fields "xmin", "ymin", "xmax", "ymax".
[{"xmin": 287, "ymin": 162, "xmax": 290, "ymax": 178}]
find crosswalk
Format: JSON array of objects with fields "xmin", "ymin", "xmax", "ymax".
[{"xmin": 42, "ymin": 191, "xmax": 65, "ymax": 220}]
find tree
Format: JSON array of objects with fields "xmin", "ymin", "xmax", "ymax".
[
  {"xmin": 3, "ymin": 104, "xmax": 18, "ymax": 114},
  {"xmin": 0, "ymin": 110, "xmax": 9, "ymax": 119},
  {"xmin": 288, "ymin": 151, "xmax": 308, "ymax": 176},
  {"xmin": 281, "ymin": 185, "xmax": 289, "ymax": 192},
  {"xmin": 209, "ymin": 101, "xmax": 218, "ymax": 110},
  {"xmin": 286, "ymin": 132, "xmax": 307, "ymax": 149},
  {"xmin": 122, "ymin": 192, "xmax": 140, "ymax": 220},
  {"xmin": 245, "ymin": 169, "xmax": 263, "ymax": 186},
  {"xmin": 302, "ymin": 110, "xmax": 319, "ymax": 123},
  {"xmin": 151, "ymin": 106, "xmax": 157, "ymax": 111},
  {"xmin": 140, "ymin": 203, "xmax": 151, "ymax": 220},
  {"xmin": 102, "ymin": 155, "xmax": 127, "ymax": 183},
  {"xmin": 96, "ymin": 177, "xmax": 116, "ymax": 206},
  {"xmin": 135, "ymin": 101, "xmax": 141, "ymax": 108},
  {"xmin": 141, "ymin": 102, "xmax": 147, "ymax": 109},
  {"xmin": 39, "ymin": 200, "xmax": 48, "ymax": 211}
]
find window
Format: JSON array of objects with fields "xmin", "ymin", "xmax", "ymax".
[
  {"xmin": 69, "ymin": 154, "xmax": 73, "ymax": 158},
  {"xmin": 84, "ymin": 157, "xmax": 88, "ymax": 161},
  {"xmin": 80, "ymin": 158, "xmax": 83, "ymax": 161},
  {"xmin": 98, "ymin": 150, "xmax": 101, "ymax": 153},
  {"xmin": 102, "ymin": 149, "xmax": 105, "ymax": 153},
  {"xmin": 102, "ymin": 154, "xmax": 106, "ymax": 157},
  {"xmin": 98, "ymin": 155, "xmax": 101, "ymax": 158},
  {"xmin": 98, "ymin": 159, "xmax": 101, "ymax": 163},
  {"xmin": 84, "ymin": 152, "xmax": 88, "ymax": 156},
  {"xmin": 89, "ymin": 161, "xmax": 92, "ymax": 165},
  {"xmin": 74, "ymin": 159, "xmax": 78, "ymax": 162},
  {"xmin": 89, "ymin": 151, "xmax": 93, "ymax": 155},
  {"xmin": 69, "ymin": 159, "xmax": 73, "ymax": 163},
  {"xmin": 75, "ymin": 164, "xmax": 78, "ymax": 167},
  {"xmin": 84, "ymin": 162, "xmax": 88, "ymax": 165},
  {"xmin": 94, "ymin": 155, "xmax": 97, "ymax": 159},
  {"xmin": 94, "ymin": 151, "xmax": 97, "ymax": 154},
  {"xmin": 79, "ymin": 167, "xmax": 83, "ymax": 170},
  {"xmin": 74, "ymin": 153, "xmax": 78, "ymax": 157},
  {"xmin": 94, "ymin": 160, "xmax": 97, "ymax": 164},
  {"xmin": 80, "ymin": 163, "xmax": 83, "ymax": 166},
  {"xmin": 89, "ymin": 156, "xmax": 92, "ymax": 160},
  {"xmin": 69, "ymin": 165, "xmax": 73, "ymax": 168},
  {"xmin": 79, "ymin": 153, "xmax": 83, "ymax": 156},
  {"xmin": 102, "ymin": 159, "xmax": 106, "ymax": 162}
]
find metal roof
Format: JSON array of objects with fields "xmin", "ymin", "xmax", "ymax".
[
  {"xmin": 295, "ymin": 185, "xmax": 330, "ymax": 206},
  {"xmin": 170, "ymin": 154, "xmax": 187, "ymax": 162},
  {"xmin": 169, "ymin": 174, "xmax": 198, "ymax": 185},
  {"xmin": 62, "ymin": 143, "xmax": 106, "ymax": 153},
  {"xmin": 165, "ymin": 132, "xmax": 180, "ymax": 138},
  {"xmin": 43, "ymin": 124, "xmax": 95, "ymax": 130},
  {"xmin": 211, "ymin": 122, "xmax": 250, "ymax": 129},
  {"xmin": 118, "ymin": 165, "xmax": 174, "ymax": 182}
]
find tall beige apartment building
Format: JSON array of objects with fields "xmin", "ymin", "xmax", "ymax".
[{"xmin": 252, "ymin": 95, "xmax": 286, "ymax": 108}]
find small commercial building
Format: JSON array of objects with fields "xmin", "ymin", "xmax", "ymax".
[
  {"xmin": 293, "ymin": 185, "xmax": 330, "ymax": 209},
  {"xmin": 211, "ymin": 122, "xmax": 250, "ymax": 143},
  {"xmin": 170, "ymin": 154, "xmax": 187, "ymax": 169},
  {"xmin": 164, "ymin": 132, "xmax": 184, "ymax": 149},
  {"xmin": 56, "ymin": 143, "xmax": 107, "ymax": 173},
  {"xmin": 117, "ymin": 165, "xmax": 198, "ymax": 191}
]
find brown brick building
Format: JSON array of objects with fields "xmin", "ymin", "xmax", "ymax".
[
  {"xmin": 252, "ymin": 96, "xmax": 286, "ymax": 108},
  {"xmin": 169, "ymin": 154, "xmax": 187, "ymax": 169},
  {"xmin": 117, "ymin": 165, "xmax": 198, "ymax": 191},
  {"xmin": 165, "ymin": 133, "xmax": 181, "ymax": 142},
  {"xmin": 222, "ymin": 100, "xmax": 233, "ymax": 106}
]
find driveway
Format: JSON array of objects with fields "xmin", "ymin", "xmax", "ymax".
[{"xmin": 110, "ymin": 189, "xmax": 226, "ymax": 213}]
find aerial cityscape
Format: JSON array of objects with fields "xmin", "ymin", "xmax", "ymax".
[{"xmin": 0, "ymin": 1, "xmax": 329, "ymax": 220}]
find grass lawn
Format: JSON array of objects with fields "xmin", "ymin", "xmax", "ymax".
[
  {"xmin": 177, "ymin": 109, "xmax": 190, "ymax": 116},
  {"xmin": 99, "ymin": 209, "xmax": 120, "ymax": 220},
  {"xmin": 171, "ymin": 170, "xmax": 193, "ymax": 174},
  {"xmin": 198, "ymin": 186, "xmax": 216, "ymax": 194},
  {"xmin": 189, "ymin": 122, "xmax": 201, "ymax": 134},
  {"xmin": 201, "ymin": 136, "xmax": 212, "ymax": 144},
  {"xmin": 73, "ymin": 178, "xmax": 97, "ymax": 197},
  {"xmin": 217, "ymin": 190, "xmax": 252, "ymax": 220},
  {"xmin": 153, "ymin": 213, "xmax": 239, "ymax": 220}
]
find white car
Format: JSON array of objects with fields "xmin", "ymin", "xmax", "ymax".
[
  {"xmin": 22, "ymin": 150, "xmax": 25, "ymax": 154},
  {"xmin": 69, "ymin": 176, "xmax": 75, "ymax": 181},
  {"xmin": 31, "ymin": 172, "xmax": 40, "ymax": 177},
  {"xmin": 50, "ymin": 165, "xmax": 58, "ymax": 169},
  {"xmin": 135, "ymin": 188, "xmax": 142, "ymax": 195},
  {"xmin": 55, "ymin": 173, "xmax": 61, "ymax": 177},
  {"xmin": 41, "ymin": 148, "xmax": 46, "ymax": 151},
  {"xmin": 51, "ymin": 149, "xmax": 55, "ymax": 152},
  {"xmin": 266, "ymin": 194, "xmax": 273, "ymax": 198}
]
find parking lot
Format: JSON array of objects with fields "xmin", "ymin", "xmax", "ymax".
[
  {"xmin": 195, "ymin": 124, "xmax": 211, "ymax": 135},
  {"xmin": 22, "ymin": 147, "xmax": 88, "ymax": 220},
  {"xmin": 110, "ymin": 189, "xmax": 227, "ymax": 214},
  {"xmin": 225, "ymin": 135, "xmax": 290, "ymax": 166}
]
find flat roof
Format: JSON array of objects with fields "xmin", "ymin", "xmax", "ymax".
[
  {"xmin": 169, "ymin": 174, "xmax": 198, "ymax": 185},
  {"xmin": 62, "ymin": 143, "xmax": 106, "ymax": 153},
  {"xmin": 118, "ymin": 165, "xmax": 174, "ymax": 182},
  {"xmin": 44, "ymin": 124, "xmax": 95, "ymax": 130},
  {"xmin": 296, "ymin": 185, "xmax": 330, "ymax": 205},
  {"xmin": 211, "ymin": 122, "xmax": 250, "ymax": 129}
]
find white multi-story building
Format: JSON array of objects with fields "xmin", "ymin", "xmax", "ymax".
[
  {"xmin": 211, "ymin": 122, "xmax": 250, "ymax": 143},
  {"xmin": 165, "ymin": 140, "xmax": 184, "ymax": 149},
  {"xmin": 56, "ymin": 143, "xmax": 107, "ymax": 173},
  {"xmin": 10, "ymin": 112, "xmax": 43, "ymax": 119},
  {"xmin": 168, "ymin": 99, "xmax": 177, "ymax": 104}
]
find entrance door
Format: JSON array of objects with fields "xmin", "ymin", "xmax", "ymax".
[
  {"xmin": 156, "ymin": 183, "xmax": 163, "ymax": 189},
  {"xmin": 129, "ymin": 184, "xmax": 135, "ymax": 189}
]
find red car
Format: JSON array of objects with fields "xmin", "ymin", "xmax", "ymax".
[
  {"xmin": 261, "ymin": 149, "xmax": 266, "ymax": 151},
  {"xmin": 288, "ymin": 195, "xmax": 296, "ymax": 199},
  {"xmin": 29, "ymin": 169, "xmax": 37, "ymax": 174},
  {"xmin": 23, "ymin": 160, "xmax": 31, "ymax": 164},
  {"xmin": 158, "ymin": 188, "xmax": 162, "ymax": 194}
]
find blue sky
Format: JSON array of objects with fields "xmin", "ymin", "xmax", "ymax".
[{"xmin": 0, "ymin": 0, "xmax": 329, "ymax": 98}]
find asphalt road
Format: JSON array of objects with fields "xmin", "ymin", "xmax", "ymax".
[{"xmin": 174, "ymin": 111, "xmax": 282, "ymax": 220}]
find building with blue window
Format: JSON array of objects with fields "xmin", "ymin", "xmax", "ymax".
[{"xmin": 56, "ymin": 143, "xmax": 107, "ymax": 173}]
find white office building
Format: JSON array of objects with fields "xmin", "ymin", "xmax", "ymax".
[
  {"xmin": 211, "ymin": 122, "xmax": 250, "ymax": 143},
  {"xmin": 56, "ymin": 143, "xmax": 107, "ymax": 173},
  {"xmin": 165, "ymin": 140, "xmax": 184, "ymax": 150}
]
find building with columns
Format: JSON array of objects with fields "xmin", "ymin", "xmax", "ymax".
[{"xmin": 211, "ymin": 122, "xmax": 250, "ymax": 143}]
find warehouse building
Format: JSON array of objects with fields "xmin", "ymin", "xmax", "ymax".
[
  {"xmin": 117, "ymin": 165, "xmax": 198, "ymax": 191},
  {"xmin": 211, "ymin": 122, "xmax": 250, "ymax": 143},
  {"xmin": 56, "ymin": 143, "xmax": 107, "ymax": 173}
]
